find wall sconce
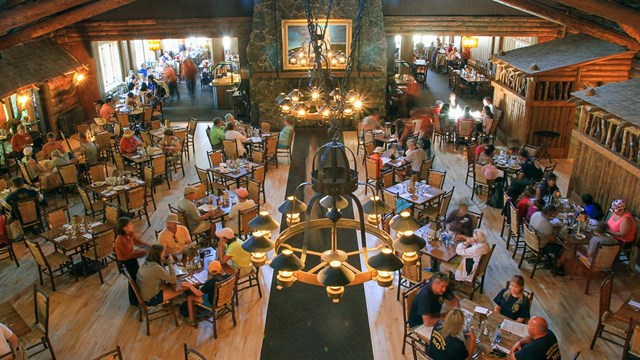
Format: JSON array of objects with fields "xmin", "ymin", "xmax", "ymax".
[
  {"xmin": 461, "ymin": 36, "xmax": 479, "ymax": 49},
  {"xmin": 74, "ymin": 72, "xmax": 86, "ymax": 84},
  {"xmin": 17, "ymin": 93, "xmax": 30, "ymax": 108}
]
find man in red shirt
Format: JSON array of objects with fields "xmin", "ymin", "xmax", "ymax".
[
  {"xmin": 119, "ymin": 129, "xmax": 140, "ymax": 154},
  {"xmin": 162, "ymin": 64, "xmax": 179, "ymax": 102},
  {"xmin": 181, "ymin": 58, "xmax": 198, "ymax": 100},
  {"xmin": 99, "ymin": 97, "xmax": 115, "ymax": 122},
  {"xmin": 10, "ymin": 124, "xmax": 32, "ymax": 160}
]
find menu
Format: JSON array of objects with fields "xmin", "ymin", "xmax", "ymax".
[{"xmin": 500, "ymin": 319, "xmax": 528, "ymax": 338}]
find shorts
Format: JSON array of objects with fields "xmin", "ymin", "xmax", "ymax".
[
  {"xmin": 193, "ymin": 221, "xmax": 212, "ymax": 235},
  {"xmin": 145, "ymin": 291, "xmax": 164, "ymax": 306}
]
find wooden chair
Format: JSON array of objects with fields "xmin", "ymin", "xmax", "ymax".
[
  {"xmin": 149, "ymin": 120, "xmax": 161, "ymax": 130},
  {"xmin": 518, "ymin": 224, "xmax": 545, "ymax": 279},
  {"xmin": 465, "ymin": 144, "xmax": 477, "ymax": 185},
  {"xmin": 238, "ymin": 204, "xmax": 259, "ymax": 239},
  {"xmin": 622, "ymin": 319, "xmax": 640, "ymax": 360},
  {"xmin": 116, "ymin": 112, "xmax": 130, "ymax": 128},
  {"xmin": 82, "ymin": 228, "xmax": 116, "ymax": 284},
  {"xmin": 590, "ymin": 272, "xmax": 629, "ymax": 349},
  {"xmin": 76, "ymin": 123, "xmax": 90, "ymax": 135},
  {"xmin": 95, "ymin": 132, "xmax": 113, "ymax": 162},
  {"xmin": 78, "ymin": 187, "xmax": 105, "ymax": 218},
  {"xmin": 121, "ymin": 185, "xmax": 150, "ymax": 226},
  {"xmin": 88, "ymin": 162, "xmax": 108, "ymax": 183},
  {"xmin": 194, "ymin": 272, "xmax": 238, "ymax": 338},
  {"xmin": 22, "ymin": 286, "xmax": 56, "ymax": 359},
  {"xmin": 143, "ymin": 107, "xmax": 153, "ymax": 123},
  {"xmin": 151, "ymin": 153, "xmax": 170, "ymax": 192},
  {"xmin": 152, "ymin": 103, "xmax": 164, "ymax": 120},
  {"xmin": 362, "ymin": 141, "xmax": 375, "ymax": 165},
  {"xmin": 419, "ymin": 156, "xmax": 435, "ymax": 181},
  {"xmin": 122, "ymin": 268, "xmax": 179, "ymax": 336},
  {"xmin": 276, "ymin": 130, "xmax": 294, "ymax": 164},
  {"xmin": 396, "ymin": 251, "xmax": 430, "ymax": 301},
  {"xmin": 205, "ymin": 126, "xmax": 215, "ymax": 150},
  {"xmin": 92, "ymin": 346, "xmax": 123, "ymax": 360},
  {"xmin": 543, "ymin": 163, "xmax": 557, "ymax": 179},
  {"xmin": 139, "ymin": 166, "xmax": 156, "ymax": 211},
  {"xmin": 104, "ymin": 205, "xmax": 120, "ymax": 226},
  {"xmin": 0, "ymin": 230, "xmax": 19, "ymax": 267},
  {"xmin": 18, "ymin": 161, "xmax": 38, "ymax": 187},
  {"xmin": 265, "ymin": 135, "xmax": 278, "ymax": 170},
  {"xmin": 140, "ymin": 130, "xmax": 153, "ymax": 146},
  {"xmin": 57, "ymin": 163, "xmax": 79, "ymax": 204},
  {"xmin": 364, "ymin": 156, "xmax": 384, "ymax": 197},
  {"xmin": 208, "ymin": 150, "xmax": 223, "ymax": 167},
  {"xmin": 113, "ymin": 153, "xmax": 136, "ymax": 175},
  {"xmin": 572, "ymin": 243, "xmax": 620, "ymax": 295},
  {"xmin": 427, "ymin": 169, "xmax": 446, "ymax": 189},
  {"xmin": 421, "ymin": 186, "xmax": 454, "ymax": 231},
  {"xmin": 250, "ymin": 164, "xmax": 266, "ymax": 203},
  {"xmin": 456, "ymin": 120, "xmax": 475, "ymax": 150},
  {"xmin": 467, "ymin": 209, "xmax": 484, "ymax": 230},
  {"xmin": 507, "ymin": 202, "xmax": 525, "ymax": 259},
  {"xmin": 235, "ymin": 266, "xmax": 262, "ymax": 305},
  {"xmin": 25, "ymin": 240, "xmax": 75, "ymax": 292},
  {"xmin": 455, "ymin": 244, "xmax": 496, "ymax": 300},
  {"xmin": 432, "ymin": 118, "xmax": 449, "ymax": 146},
  {"xmin": 189, "ymin": 181, "xmax": 208, "ymax": 200},
  {"xmin": 247, "ymin": 179, "xmax": 261, "ymax": 204},
  {"xmin": 13, "ymin": 199, "xmax": 42, "ymax": 234},
  {"xmin": 187, "ymin": 117, "xmax": 198, "ymax": 154},
  {"xmin": 500, "ymin": 194, "xmax": 511, "ymax": 238},
  {"xmin": 471, "ymin": 163, "xmax": 494, "ymax": 201},
  {"xmin": 222, "ymin": 139, "xmax": 239, "ymax": 161},
  {"xmin": 485, "ymin": 113, "xmax": 501, "ymax": 144},
  {"xmin": 401, "ymin": 281, "xmax": 427, "ymax": 354},
  {"xmin": 113, "ymin": 123, "xmax": 122, "ymax": 140},
  {"xmin": 167, "ymin": 138, "xmax": 186, "ymax": 178},
  {"xmin": 45, "ymin": 206, "xmax": 69, "ymax": 230},
  {"xmin": 174, "ymin": 129, "xmax": 189, "ymax": 162},
  {"xmin": 411, "ymin": 339, "xmax": 433, "ymax": 360},
  {"xmin": 259, "ymin": 121, "xmax": 271, "ymax": 134},
  {"xmin": 183, "ymin": 343, "xmax": 207, "ymax": 360}
]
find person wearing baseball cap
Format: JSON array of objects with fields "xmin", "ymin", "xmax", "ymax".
[
  {"xmin": 368, "ymin": 146, "xmax": 386, "ymax": 178},
  {"xmin": 177, "ymin": 186, "xmax": 217, "ymax": 240},
  {"xmin": 157, "ymin": 213, "xmax": 193, "ymax": 256},
  {"xmin": 184, "ymin": 259, "xmax": 230, "ymax": 325},
  {"xmin": 226, "ymin": 187, "xmax": 256, "ymax": 234},
  {"xmin": 216, "ymin": 227, "xmax": 253, "ymax": 276},
  {"xmin": 607, "ymin": 199, "xmax": 636, "ymax": 243},
  {"xmin": 119, "ymin": 128, "xmax": 141, "ymax": 154}
]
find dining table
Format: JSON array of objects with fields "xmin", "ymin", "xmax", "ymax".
[
  {"xmin": 86, "ymin": 178, "xmax": 146, "ymax": 201},
  {"xmin": 208, "ymin": 160, "xmax": 259, "ymax": 189},
  {"xmin": 385, "ymin": 180, "xmax": 445, "ymax": 207},
  {"xmin": 614, "ymin": 293, "xmax": 640, "ymax": 324},
  {"xmin": 0, "ymin": 302, "xmax": 31, "ymax": 338},
  {"xmin": 149, "ymin": 124, "xmax": 188, "ymax": 140},
  {"xmin": 195, "ymin": 191, "xmax": 238, "ymax": 223},
  {"xmin": 175, "ymin": 247, "xmax": 218, "ymax": 290},
  {"xmin": 40, "ymin": 216, "xmax": 113, "ymax": 255},
  {"xmin": 414, "ymin": 223, "xmax": 459, "ymax": 269}
]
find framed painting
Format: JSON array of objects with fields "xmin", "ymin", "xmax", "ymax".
[{"xmin": 281, "ymin": 19, "xmax": 352, "ymax": 70}]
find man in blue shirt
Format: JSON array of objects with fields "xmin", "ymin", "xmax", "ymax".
[
  {"xmin": 581, "ymin": 194, "xmax": 604, "ymax": 221},
  {"xmin": 510, "ymin": 317, "xmax": 561, "ymax": 360}
]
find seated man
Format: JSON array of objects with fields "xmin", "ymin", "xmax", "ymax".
[
  {"xmin": 408, "ymin": 272, "xmax": 460, "ymax": 331},
  {"xmin": 529, "ymin": 205, "xmax": 568, "ymax": 276},
  {"xmin": 177, "ymin": 186, "xmax": 217, "ymax": 240},
  {"xmin": 5, "ymin": 176, "xmax": 44, "ymax": 205},
  {"xmin": 76, "ymin": 132, "xmax": 99, "ymax": 166},
  {"xmin": 440, "ymin": 229, "xmax": 490, "ymax": 281},
  {"xmin": 119, "ymin": 129, "xmax": 140, "ymax": 154},
  {"xmin": 158, "ymin": 129, "xmax": 182, "ymax": 160},
  {"xmin": 509, "ymin": 317, "xmax": 560, "ymax": 360},
  {"xmin": 50, "ymin": 150, "xmax": 70, "ymax": 168},
  {"xmin": 443, "ymin": 202, "xmax": 474, "ymax": 237},
  {"xmin": 157, "ymin": 213, "xmax": 193, "ymax": 257},
  {"xmin": 42, "ymin": 132, "xmax": 66, "ymax": 159},
  {"xmin": 208, "ymin": 117, "xmax": 225, "ymax": 150},
  {"xmin": 361, "ymin": 113, "xmax": 383, "ymax": 132},
  {"xmin": 278, "ymin": 117, "xmax": 295, "ymax": 149},
  {"xmin": 398, "ymin": 139, "xmax": 426, "ymax": 180},
  {"xmin": 216, "ymin": 227, "xmax": 253, "ymax": 276},
  {"xmin": 226, "ymin": 188, "xmax": 256, "ymax": 234},
  {"xmin": 580, "ymin": 222, "xmax": 617, "ymax": 263}
]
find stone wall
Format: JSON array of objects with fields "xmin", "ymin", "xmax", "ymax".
[
  {"xmin": 247, "ymin": 0, "xmax": 387, "ymax": 128},
  {"xmin": 43, "ymin": 74, "xmax": 82, "ymax": 134}
]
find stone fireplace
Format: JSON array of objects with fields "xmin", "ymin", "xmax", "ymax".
[{"xmin": 247, "ymin": 0, "xmax": 387, "ymax": 129}]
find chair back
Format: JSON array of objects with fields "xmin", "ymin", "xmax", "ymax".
[
  {"xmin": 247, "ymin": 179, "xmax": 261, "ymax": 203},
  {"xmin": 122, "ymin": 268, "xmax": 148, "ymax": 313},
  {"xmin": 252, "ymin": 165, "xmax": 266, "ymax": 184},
  {"xmin": 113, "ymin": 153, "xmax": 126, "ymax": 172},
  {"xmin": 470, "ymin": 244, "xmax": 495, "ymax": 283},
  {"xmin": 252, "ymin": 149, "xmax": 265, "ymax": 165},
  {"xmin": 239, "ymin": 204, "xmax": 259, "ymax": 236},
  {"xmin": 188, "ymin": 117, "xmax": 198, "ymax": 137},
  {"xmin": 168, "ymin": 204, "xmax": 190, "ymax": 228},
  {"xmin": 382, "ymin": 190, "xmax": 397, "ymax": 214},
  {"xmin": 591, "ymin": 243, "xmax": 620, "ymax": 270},
  {"xmin": 213, "ymin": 272, "xmax": 238, "ymax": 310},
  {"xmin": 113, "ymin": 123, "xmax": 122, "ymax": 138},
  {"xmin": 16, "ymin": 200, "xmax": 39, "ymax": 226},
  {"xmin": 125, "ymin": 186, "xmax": 146, "ymax": 210},
  {"xmin": 143, "ymin": 166, "xmax": 154, "ymax": 191},
  {"xmin": 509, "ymin": 203, "xmax": 521, "ymax": 235},
  {"xmin": 365, "ymin": 156, "xmax": 379, "ymax": 181},
  {"xmin": 437, "ymin": 187, "xmax": 454, "ymax": 219},
  {"xmin": 543, "ymin": 163, "xmax": 557, "ymax": 180},
  {"xmin": 0, "ymin": 177, "xmax": 6, "ymax": 192},
  {"xmin": 35, "ymin": 150, "xmax": 46, "ymax": 161},
  {"xmin": 208, "ymin": 150, "xmax": 223, "ymax": 167},
  {"xmin": 523, "ymin": 224, "xmax": 541, "ymax": 252},
  {"xmin": 89, "ymin": 163, "xmax": 107, "ymax": 182},
  {"xmin": 597, "ymin": 272, "xmax": 614, "ymax": 319},
  {"xmin": 411, "ymin": 339, "xmax": 433, "ymax": 360},
  {"xmin": 364, "ymin": 142, "xmax": 375, "ymax": 158},
  {"xmin": 260, "ymin": 121, "xmax": 271, "ymax": 133},
  {"xmin": 195, "ymin": 166, "xmax": 211, "ymax": 187},
  {"xmin": 474, "ymin": 163, "xmax": 490, "ymax": 186},
  {"xmin": 381, "ymin": 171, "xmax": 394, "ymax": 188},
  {"xmin": 116, "ymin": 113, "xmax": 130, "ymax": 127},
  {"xmin": 26, "ymin": 240, "xmax": 48, "ymax": 269},
  {"xmin": 623, "ymin": 319, "xmax": 640, "ymax": 360},
  {"xmin": 467, "ymin": 145, "xmax": 477, "ymax": 165},
  {"xmin": 33, "ymin": 285, "xmax": 50, "ymax": 334},
  {"xmin": 92, "ymin": 229, "xmax": 116, "ymax": 259},
  {"xmin": 76, "ymin": 123, "xmax": 90, "ymax": 134},
  {"xmin": 458, "ymin": 119, "xmax": 474, "ymax": 137},
  {"xmin": 18, "ymin": 161, "xmax": 34, "ymax": 185},
  {"xmin": 488, "ymin": 115, "xmax": 500, "ymax": 135},
  {"xmin": 46, "ymin": 207, "xmax": 68, "ymax": 229},
  {"xmin": 151, "ymin": 153, "xmax": 166, "ymax": 176},
  {"xmin": 56, "ymin": 163, "xmax": 77, "ymax": 185},
  {"xmin": 467, "ymin": 210, "xmax": 484, "ymax": 229},
  {"xmin": 95, "ymin": 132, "xmax": 111, "ymax": 148},
  {"xmin": 140, "ymin": 131, "xmax": 153, "ymax": 146},
  {"xmin": 105, "ymin": 205, "xmax": 119, "ymax": 226},
  {"xmin": 400, "ymin": 260, "xmax": 422, "ymax": 283},
  {"xmin": 150, "ymin": 120, "xmax": 161, "ymax": 130},
  {"xmin": 143, "ymin": 107, "xmax": 152, "ymax": 122},
  {"xmin": 174, "ymin": 129, "xmax": 187, "ymax": 141},
  {"xmin": 190, "ymin": 182, "xmax": 207, "ymax": 200},
  {"xmin": 402, "ymin": 281, "xmax": 426, "ymax": 326},
  {"xmin": 364, "ymin": 131, "xmax": 374, "ymax": 143},
  {"xmin": 419, "ymin": 156, "xmax": 435, "ymax": 180},
  {"xmin": 92, "ymin": 346, "xmax": 123, "ymax": 360},
  {"xmin": 266, "ymin": 135, "xmax": 278, "ymax": 156},
  {"xmin": 78, "ymin": 187, "xmax": 93, "ymax": 210},
  {"xmin": 428, "ymin": 169, "xmax": 446, "ymax": 189},
  {"xmin": 184, "ymin": 343, "xmax": 207, "ymax": 360},
  {"xmin": 222, "ymin": 139, "xmax": 238, "ymax": 160}
]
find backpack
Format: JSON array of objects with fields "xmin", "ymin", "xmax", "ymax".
[{"xmin": 487, "ymin": 178, "xmax": 505, "ymax": 209}]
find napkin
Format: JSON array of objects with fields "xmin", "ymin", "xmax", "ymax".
[
  {"xmin": 83, "ymin": 233, "xmax": 93, "ymax": 240},
  {"xmin": 53, "ymin": 235, "xmax": 67, "ymax": 242}
]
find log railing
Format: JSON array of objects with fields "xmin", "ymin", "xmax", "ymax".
[{"xmin": 495, "ymin": 66, "xmax": 527, "ymax": 97}]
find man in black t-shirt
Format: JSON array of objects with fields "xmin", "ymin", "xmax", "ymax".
[
  {"xmin": 510, "ymin": 317, "xmax": 561, "ymax": 360},
  {"xmin": 408, "ymin": 272, "xmax": 459, "ymax": 328},
  {"xmin": 5, "ymin": 177, "xmax": 44, "ymax": 205}
]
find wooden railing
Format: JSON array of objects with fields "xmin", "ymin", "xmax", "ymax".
[
  {"xmin": 578, "ymin": 105, "xmax": 640, "ymax": 164},
  {"xmin": 495, "ymin": 67, "xmax": 527, "ymax": 97}
]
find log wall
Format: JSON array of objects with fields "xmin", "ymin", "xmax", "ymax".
[
  {"xmin": 493, "ymin": 83, "xmax": 528, "ymax": 146},
  {"xmin": 43, "ymin": 74, "xmax": 81, "ymax": 135}
]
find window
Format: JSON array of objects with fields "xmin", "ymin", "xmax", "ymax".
[
  {"xmin": 394, "ymin": 35, "xmax": 402, "ymax": 59},
  {"xmin": 97, "ymin": 42, "xmax": 122, "ymax": 91}
]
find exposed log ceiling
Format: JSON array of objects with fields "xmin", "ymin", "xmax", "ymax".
[
  {"xmin": 0, "ymin": 0, "xmax": 91, "ymax": 36},
  {"xmin": 493, "ymin": 0, "xmax": 640, "ymax": 49},
  {"xmin": 383, "ymin": 16, "xmax": 562, "ymax": 37},
  {"xmin": 0, "ymin": 0, "xmax": 135, "ymax": 50},
  {"xmin": 555, "ymin": 0, "xmax": 640, "ymax": 44}
]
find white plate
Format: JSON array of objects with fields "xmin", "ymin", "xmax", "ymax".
[
  {"xmin": 113, "ymin": 185, "xmax": 127, "ymax": 191},
  {"xmin": 91, "ymin": 181, "xmax": 106, "ymax": 187}
]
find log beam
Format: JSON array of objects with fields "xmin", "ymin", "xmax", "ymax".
[
  {"xmin": 0, "ymin": 0, "xmax": 91, "ymax": 36},
  {"xmin": 556, "ymin": 0, "xmax": 640, "ymax": 43},
  {"xmin": 0, "ymin": 0, "xmax": 136, "ymax": 51},
  {"xmin": 492, "ymin": 0, "xmax": 640, "ymax": 49}
]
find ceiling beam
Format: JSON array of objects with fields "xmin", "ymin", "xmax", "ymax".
[
  {"xmin": 0, "ymin": 0, "xmax": 91, "ymax": 36},
  {"xmin": 492, "ymin": 0, "xmax": 640, "ymax": 49},
  {"xmin": 0, "ymin": 0, "xmax": 136, "ymax": 51},
  {"xmin": 556, "ymin": 0, "xmax": 640, "ymax": 43}
]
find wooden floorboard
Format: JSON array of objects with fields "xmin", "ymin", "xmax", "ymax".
[{"xmin": 0, "ymin": 123, "xmax": 633, "ymax": 360}]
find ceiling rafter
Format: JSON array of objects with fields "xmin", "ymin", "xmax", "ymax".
[
  {"xmin": 555, "ymin": 0, "xmax": 640, "ymax": 44},
  {"xmin": 0, "ymin": 0, "xmax": 91, "ymax": 36}
]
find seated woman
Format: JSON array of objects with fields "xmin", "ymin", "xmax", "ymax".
[
  {"xmin": 607, "ymin": 199, "xmax": 637, "ymax": 245},
  {"xmin": 158, "ymin": 129, "xmax": 182, "ymax": 160},
  {"xmin": 184, "ymin": 260, "xmax": 230, "ymax": 325},
  {"xmin": 515, "ymin": 187, "xmax": 536, "ymax": 223},
  {"xmin": 136, "ymin": 244, "xmax": 196, "ymax": 306},
  {"xmin": 21, "ymin": 147, "xmax": 61, "ymax": 190},
  {"xmin": 278, "ymin": 117, "xmax": 295, "ymax": 149},
  {"xmin": 493, "ymin": 275, "xmax": 531, "ymax": 323},
  {"xmin": 475, "ymin": 105, "xmax": 494, "ymax": 135},
  {"xmin": 440, "ymin": 229, "xmax": 490, "ymax": 282},
  {"xmin": 429, "ymin": 309, "xmax": 475, "ymax": 360},
  {"xmin": 444, "ymin": 202, "xmax": 474, "ymax": 237},
  {"xmin": 536, "ymin": 174, "xmax": 559, "ymax": 204}
]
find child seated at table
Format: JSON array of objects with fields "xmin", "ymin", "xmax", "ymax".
[{"xmin": 183, "ymin": 260, "xmax": 230, "ymax": 325}]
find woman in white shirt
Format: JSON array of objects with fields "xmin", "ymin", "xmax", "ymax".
[
  {"xmin": 224, "ymin": 122, "xmax": 248, "ymax": 157},
  {"xmin": 440, "ymin": 229, "xmax": 490, "ymax": 282}
]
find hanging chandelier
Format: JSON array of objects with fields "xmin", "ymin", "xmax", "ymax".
[
  {"xmin": 274, "ymin": 2, "xmax": 364, "ymax": 122},
  {"xmin": 242, "ymin": 0, "xmax": 426, "ymax": 303}
]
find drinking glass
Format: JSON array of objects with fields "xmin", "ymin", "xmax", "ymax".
[{"xmin": 473, "ymin": 327, "xmax": 481, "ymax": 343}]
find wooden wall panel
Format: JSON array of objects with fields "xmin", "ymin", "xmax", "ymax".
[
  {"xmin": 493, "ymin": 83, "xmax": 528, "ymax": 146},
  {"xmin": 569, "ymin": 130, "xmax": 640, "ymax": 214}
]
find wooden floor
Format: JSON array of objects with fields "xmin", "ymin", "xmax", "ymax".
[{"xmin": 0, "ymin": 124, "xmax": 635, "ymax": 360}]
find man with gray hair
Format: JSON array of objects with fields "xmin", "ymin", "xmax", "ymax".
[
  {"xmin": 224, "ymin": 113, "xmax": 236, "ymax": 123},
  {"xmin": 509, "ymin": 316, "xmax": 560, "ymax": 360},
  {"xmin": 440, "ymin": 229, "xmax": 490, "ymax": 281},
  {"xmin": 408, "ymin": 272, "xmax": 460, "ymax": 329},
  {"xmin": 399, "ymin": 138, "xmax": 426, "ymax": 180}
]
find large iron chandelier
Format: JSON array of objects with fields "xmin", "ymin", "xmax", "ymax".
[{"xmin": 244, "ymin": 0, "xmax": 426, "ymax": 303}]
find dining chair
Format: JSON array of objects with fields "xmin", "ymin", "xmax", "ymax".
[
  {"xmin": 364, "ymin": 156, "xmax": 383, "ymax": 197},
  {"xmin": 0, "ymin": 230, "xmax": 19, "ymax": 267},
  {"xmin": 25, "ymin": 240, "xmax": 75, "ymax": 292},
  {"xmin": 222, "ymin": 139, "xmax": 239, "ymax": 161},
  {"xmin": 508, "ymin": 202, "xmax": 525, "ymax": 259},
  {"xmin": 122, "ymin": 185, "xmax": 150, "ymax": 226},
  {"xmin": 411, "ymin": 339, "xmax": 433, "ymax": 360},
  {"xmin": 150, "ymin": 153, "xmax": 170, "ymax": 192},
  {"xmin": 122, "ymin": 268, "xmax": 179, "ymax": 336},
  {"xmin": 95, "ymin": 132, "xmax": 113, "ymax": 162},
  {"xmin": 590, "ymin": 272, "xmax": 629, "ymax": 350},
  {"xmin": 467, "ymin": 210, "xmax": 484, "ymax": 230},
  {"xmin": 518, "ymin": 224, "xmax": 546, "ymax": 279},
  {"xmin": 543, "ymin": 163, "xmax": 557, "ymax": 180},
  {"xmin": 427, "ymin": 169, "xmax": 446, "ymax": 189},
  {"xmin": 455, "ymin": 244, "xmax": 496, "ymax": 300},
  {"xmin": 116, "ymin": 112, "xmax": 130, "ymax": 128},
  {"xmin": 265, "ymin": 135, "xmax": 278, "ymax": 170},
  {"xmin": 78, "ymin": 187, "xmax": 106, "ymax": 218},
  {"xmin": 401, "ymin": 281, "xmax": 428, "ymax": 354},
  {"xmin": 251, "ymin": 149, "xmax": 266, "ymax": 168},
  {"xmin": 259, "ymin": 121, "xmax": 271, "ymax": 134},
  {"xmin": 500, "ymin": 194, "xmax": 511, "ymax": 238},
  {"xmin": 13, "ymin": 198, "xmax": 43, "ymax": 233},
  {"xmin": 471, "ymin": 163, "xmax": 494, "ymax": 201},
  {"xmin": 183, "ymin": 343, "xmax": 207, "ymax": 360},
  {"xmin": 194, "ymin": 272, "xmax": 238, "ymax": 338},
  {"xmin": 92, "ymin": 345, "xmax": 123, "ymax": 360},
  {"xmin": 208, "ymin": 150, "xmax": 223, "ymax": 167},
  {"xmin": 238, "ymin": 204, "xmax": 259, "ymax": 239},
  {"xmin": 140, "ymin": 130, "xmax": 153, "ymax": 146},
  {"xmin": 76, "ymin": 123, "xmax": 90, "ymax": 135},
  {"xmin": 187, "ymin": 117, "xmax": 198, "ymax": 155},
  {"xmin": 362, "ymin": 141, "xmax": 375, "ymax": 165},
  {"xmin": 174, "ymin": 129, "xmax": 189, "ymax": 162},
  {"xmin": 622, "ymin": 319, "xmax": 640, "ymax": 360},
  {"xmin": 465, "ymin": 144, "xmax": 477, "ymax": 185},
  {"xmin": 88, "ymin": 162, "xmax": 108, "ymax": 183},
  {"xmin": 18, "ymin": 161, "xmax": 38, "ymax": 187},
  {"xmin": 235, "ymin": 266, "xmax": 262, "ymax": 305},
  {"xmin": 419, "ymin": 156, "xmax": 435, "ymax": 181},
  {"xmin": 57, "ymin": 163, "xmax": 79, "ymax": 204},
  {"xmin": 168, "ymin": 205, "xmax": 209, "ymax": 245},
  {"xmin": 143, "ymin": 107, "xmax": 153, "ymax": 123},
  {"xmin": 250, "ymin": 165, "xmax": 266, "ymax": 202},
  {"xmin": 571, "ymin": 243, "xmax": 620, "ymax": 295},
  {"xmin": 276, "ymin": 130, "xmax": 294, "ymax": 164},
  {"xmin": 81, "ymin": 228, "xmax": 116, "ymax": 284},
  {"xmin": 45, "ymin": 206, "xmax": 70, "ymax": 230},
  {"xmin": 22, "ymin": 286, "xmax": 56, "ymax": 359},
  {"xmin": 104, "ymin": 205, "xmax": 120, "ymax": 226},
  {"xmin": 421, "ymin": 186, "xmax": 454, "ymax": 231},
  {"xmin": 142, "ymin": 166, "xmax": 157, "ymax": 211},
  {"xmin": 396, "ymin": 251, "xmax": 429, "ymax": 301}
]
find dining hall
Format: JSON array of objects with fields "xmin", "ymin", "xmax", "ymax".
[{"xmin": 0, "ymin": 0, "xmax": 639, "ymax": 359}]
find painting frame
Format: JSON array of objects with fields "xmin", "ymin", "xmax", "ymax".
[{"xmin": 281, "ymin": 19, "xmax": 352, "ymax": 71}]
